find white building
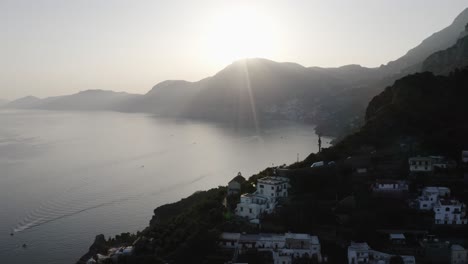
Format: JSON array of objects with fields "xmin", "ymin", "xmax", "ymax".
[
  {"xmin": 431, "ymin": 156, "xmax": 457, "ymax": 170},
  {"xmin": 86, "ymin": 246, "xmax": 134, "ymax": 264},
  {"xmin": 235, "ymin": 176, "xmax": 289, "ymax": 222},
  {"xmin": 284, "ymin": 233, "xmax": 321, "ymax": 260},
  {"xmin": 347, "ymin": 242, "xmax": 416, "ymax": 264},
  {"xmin": 451, "ymin": 244, "xmax": 467, "ymax": 264},
  {"xmin": 372, "ymin": 180, "xmax": 409, "ymax": 192},
  {"xmin": 236, "ymin": 193, "xmax": 270, "ymax": 221},
  {"xmin": 219, "ymin": 232, "xmax": 241, "ymax": 249},
  {"xmin": 416, "ymin": 187, "xmax": 451, "ymax": 210},
  {"xmin": 409, "ymin": 156, "xmax": 456, "ymax": 173},
  {"xmin": 462, "ymin": 151, "xmax": 468, "ymax": 164},
  {"xmin": 220, "ymin": 232, "xmax": 322, "ymax": 264},
  {"xmin": 389, "ymin": 233, "xmax": 406, "ymax": 245},
  {"xmin": 409, "ymin": 156, "xmax": 433, "ymax": 172},
  {"xmin": 434, "ymin": 199, "xmax": 468, "ymax": 225},
  {"xmin": 256, "ymin": 176, "xmax": 288, "ymax": 200}
]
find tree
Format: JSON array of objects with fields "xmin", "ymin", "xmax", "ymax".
[{"xmin": 389, "ymin": 255, "xmax": 404, "ymax": 264}]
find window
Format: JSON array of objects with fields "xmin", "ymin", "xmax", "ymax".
[
  {"xmin": 260, "ymin": 184, "xmax": 264, "ymax": 188},
  {"xmin": 271, "ymin": 193, "xmax": 274, "ymax": 196},
  {"xmin": 249, "ymin": 208, "xmax": 252, "ymax": 213},
  {"xmin": 240, "ymin": 207, "xmax": 243, "ymax": 211},
  {"xmin": 271, "ymin": 186, "xmax": 274, "ymax": 190},
  {"xmin": 446, "ymin": 207, "xmax": 450, "ymax": 212}
]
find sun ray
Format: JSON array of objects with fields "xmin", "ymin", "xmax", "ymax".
[{"xmin": 200, "ymin": 4, "xmax": 281, "ymax": 67}]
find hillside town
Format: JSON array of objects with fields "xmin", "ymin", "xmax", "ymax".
[
  {"xmin": 84, "ymin": 149, "xmax": 468, "ymax": 264},
  {"xmin": 74, "ymin": 17, "xmax": 468, "ymax": 264}
]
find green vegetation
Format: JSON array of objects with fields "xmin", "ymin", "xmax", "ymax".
[
  {"xmin": 144, "ymin": 188, "xmax": 227, "ymax": 263},
  {"xmin": 303, "ymin": 68, "xmax": 468, "ymax": 165}
]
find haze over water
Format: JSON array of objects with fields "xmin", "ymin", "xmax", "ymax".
[{"xmin": 0, "ymin": 109, "xmax": 328, "ymax": 264}]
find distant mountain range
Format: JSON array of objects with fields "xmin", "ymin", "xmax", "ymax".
[
  {"xmin": 5, "ymin": 8, "xmax": 468, "ymax": 139},
  {"xmin": 6, "ymin": 90, "xmax": 139, "ymax": 111}
]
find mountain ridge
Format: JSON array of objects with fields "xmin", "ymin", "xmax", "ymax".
[
  {"xmin": 5, "ymin": 8, "xmax": 468, "ymax": 139},
  {"xmin": 5, "ymin": 90, "xmax": 140, "ymax": 111},
  {"xmin": 422, "ymin": 30, "xmax": 468, "ymax": 75},
  {"xmin": 381, "ymin": 7, "xmax": 468, "ymax": 75}
]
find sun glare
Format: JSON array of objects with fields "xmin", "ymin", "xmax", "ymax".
[{"xmin": 200, "ymin": 5, "xmax": 280, "ymax": 67}]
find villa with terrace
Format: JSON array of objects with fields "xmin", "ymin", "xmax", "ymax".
[{"xmin": 235, "ymin": 176, "xmax": 289, "ymax": 223}]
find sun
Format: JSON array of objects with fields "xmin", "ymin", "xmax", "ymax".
[{"xmin": 200, "ymin": 5, "xmax": 281, "ymax": 67}]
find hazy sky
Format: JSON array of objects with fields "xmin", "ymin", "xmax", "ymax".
[{"xmin": 1, "ymin": 0, "xmax": 467, "ymax": 100}]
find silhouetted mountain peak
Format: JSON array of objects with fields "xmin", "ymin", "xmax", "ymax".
[
  {"xmin": 75, "ymin": 89, "xmax": 136, "ymax": 97},
  {"xmin": 77, "ymin": 89, "xmax": 113, "ymax": 95},
  {"xmin": 219, "ymin": 58, "xmax": 306, "ymax": 74},
  {"xmin": 146, "ymin": 80, "xmax": 194, "ymax": 96}
]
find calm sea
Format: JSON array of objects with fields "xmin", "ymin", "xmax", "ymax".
[{"xmin": 0, "ymin": 109, "xmax": 328, "ymax": 264}]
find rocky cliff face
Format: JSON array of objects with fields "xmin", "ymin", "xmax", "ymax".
[
  {"xmin": 360, "ymin": 69, "xmax": 468, "ymax": 154},
  {"xmin": 76, "ymin": 234, "xmax": 107, "ymax": 264},
  {"xmin": 422, "ymin": 31, "xmax": 468, "ymax": 75},
  {"xmin": 382, "ymin": 8, "xmax": 468, "ymax": 75}
]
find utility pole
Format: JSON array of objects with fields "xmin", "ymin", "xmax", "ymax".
[{"xmin": 318, "ymin": 134, "xmax": 322, "ymax": 153}]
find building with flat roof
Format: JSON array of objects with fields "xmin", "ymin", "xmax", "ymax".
[
  {"xmin": 347, "ymin": 242, "xmax": 416, "ymax": 264},
  {"xmin": 409, "ymin": 156, "xmax": 456, "ymax": 173},
  {"xmin": 220, "ymin": 232, "xmax": 322, "ymax": 263},
  {"xmin": 434, "ymin": 198, "xmax": 468, "ymax": 225},
  {"xmin": 372, "ymin": 180, "xmax": 409, "ymax": 192},
  {"xmin": 235, "ymin": 176, "xmax": 289, "ymax": 222},
  {"xmin": 409, "ymin": 156, "xmax": 433, "ymax": 173},
  {"xmin": 462, "ymin": 151, "xmax": 468, "ymax": 164},
  {"xmin": 415, "ymin": 186, "xmax": 451, "ymax": 210}
]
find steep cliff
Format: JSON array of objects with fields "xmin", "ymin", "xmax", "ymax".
[
  {"xmin": 422, "ymin": 28, "xmax": 468, "ymax": 75},
  {"xmin": 361, "ymin": 69, "xmax": 468, "ymax": 153}
]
